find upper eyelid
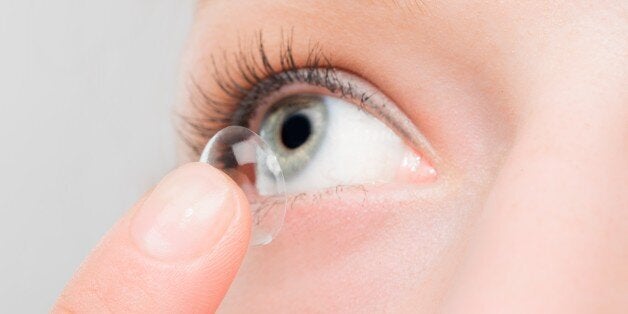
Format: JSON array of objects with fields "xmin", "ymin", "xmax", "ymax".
[
  {"xmin": 231, "ymin": 67, "xmax": 368, "ymax": 127},
  {"xmin": 178, "ymin": 30, "xmax": 437, "ymax": 164}
]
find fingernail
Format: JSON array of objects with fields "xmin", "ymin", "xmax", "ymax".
[{"xmin": 130, "ymin": 163, "xmax": 237, "ymax": 261}]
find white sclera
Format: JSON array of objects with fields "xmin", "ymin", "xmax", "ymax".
[{"xmin": 199, "ymin": 126, "xmax": 287, "ymax": 246}]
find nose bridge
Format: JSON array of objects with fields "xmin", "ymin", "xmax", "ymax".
[{"xmin": 444, "ymin": 92, "xmax": 628, "ymax": 311}]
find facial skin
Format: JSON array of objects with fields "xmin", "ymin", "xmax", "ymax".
[{"xmin": 179, "ymin": 1, "xmax": 627, "ymax": 312}]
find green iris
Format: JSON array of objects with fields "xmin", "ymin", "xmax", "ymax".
[{"xmin": 259, "ymin": 94, "xmax": 328, "ymax": 179}]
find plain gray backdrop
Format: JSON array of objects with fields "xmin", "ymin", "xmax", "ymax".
[{"xmin": 0, "ymin": 1, "xmax": 194, "ymax": 311}]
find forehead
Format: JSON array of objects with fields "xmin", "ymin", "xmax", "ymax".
[{"xmin": 189, "ymin": 0, "xmax": 571, "ymax": 48}]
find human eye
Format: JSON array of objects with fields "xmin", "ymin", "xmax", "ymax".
[
  {"xmin": 178, "ymin": 33, "xmax": 437, "ymax": 198},
  {"xmin": 254, "ymin": 79, "xmax": 438, "ymax": 195}
]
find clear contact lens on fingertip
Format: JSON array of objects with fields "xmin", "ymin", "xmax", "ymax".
[{"xmin": 199, "ymin": 126, "xmax": 287, "ymax": 246}]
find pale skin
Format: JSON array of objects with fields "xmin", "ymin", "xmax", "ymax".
[{"xmin": 56, "ymin": 1, "xmax": 627, "ymax": 313}]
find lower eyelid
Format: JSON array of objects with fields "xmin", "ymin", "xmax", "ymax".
[
  {"xmin": 276, "ymin": 186, "xmax": 397, "ymax": 252},
  {"xmin": 284, "ymin": 182, "xmax": 432, "ymax": 212},
  {"xmin": 274, "ymin": 183, "xmax": 440, "ymax": 245}
]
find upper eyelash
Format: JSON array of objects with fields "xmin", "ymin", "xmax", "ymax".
[{"xmin": 176, "ymin": 30, "xmax": 370, "ymax": 158}]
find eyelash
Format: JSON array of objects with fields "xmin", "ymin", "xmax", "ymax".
[{"xmin": 177, "ymin": 31, "xmax": 375, "ymax": 158}]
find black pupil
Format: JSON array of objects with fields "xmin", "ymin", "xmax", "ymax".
[{"xmin": 281, "ymin": 113, "xmax": 311, "ymax": 149}]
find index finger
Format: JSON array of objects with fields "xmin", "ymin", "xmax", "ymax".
[{"xmin": 54, "ymin": 163, "xmax": 251, "ymax": 313}]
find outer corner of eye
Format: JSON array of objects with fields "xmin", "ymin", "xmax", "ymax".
[{"xmin": 395, "ymin": 148, "xmax": 438, "ymax": 185}]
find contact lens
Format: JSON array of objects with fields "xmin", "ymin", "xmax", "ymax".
[{"xmin": 199, "ymin": 126, "xmax": 287, "ymax": 246}]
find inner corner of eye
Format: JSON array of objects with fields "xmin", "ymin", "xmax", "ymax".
[{"xmin": 254, "ymin": 93, "xmax": 435, "ymax": 195}]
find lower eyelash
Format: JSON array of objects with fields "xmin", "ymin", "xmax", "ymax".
[
  {"xmin": 176, "ymin": 29, "xmax": 369, "ymax": 159},
  {"xmin": 239, "ymin": 185, "xmax": 370, "ymax": 228},
  {"xmin": 285, "ymin": 184, "xmax": 371, "ymax": 211}
]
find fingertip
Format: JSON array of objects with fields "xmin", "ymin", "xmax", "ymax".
[{"xmin": 56, "ymin": 162, "xmax": 252, "ymax": 312}]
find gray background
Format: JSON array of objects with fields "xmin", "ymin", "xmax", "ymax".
[{"xmin": 0, "ymin": 1, "xmax": 194, "ymax": 311}]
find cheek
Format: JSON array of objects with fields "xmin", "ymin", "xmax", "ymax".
[{"xmin": 218, "ymin": 181, "xmax": 487, "ymax": 312}]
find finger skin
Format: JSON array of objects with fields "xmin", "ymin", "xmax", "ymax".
[{"xmin": 54, "ymin": 163, "xmax": 251, "ymax": 313}]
